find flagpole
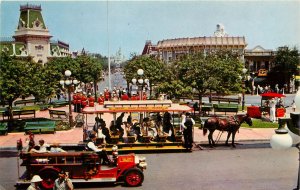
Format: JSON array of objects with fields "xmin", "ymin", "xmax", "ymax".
[{"xmin": 107, "ymin": 0, "xmax": 111, "ymax": 91}]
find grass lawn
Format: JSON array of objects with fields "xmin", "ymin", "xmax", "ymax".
[{"xmin": 241, "ymin": 118, "xmax": 278, "ymax": 128}]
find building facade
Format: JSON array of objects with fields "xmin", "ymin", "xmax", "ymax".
[
  {"xmin": 0, "ymin": 4, "xmax": 71, "ymax": 64},
  {"xmin": 142, "ymin": 24, "xmax": 276, "ymax": 79}
]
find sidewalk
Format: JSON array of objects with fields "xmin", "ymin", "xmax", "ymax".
[{"xmin": 0, "ymin": 105, "xmax": 277, "ymax": 150}]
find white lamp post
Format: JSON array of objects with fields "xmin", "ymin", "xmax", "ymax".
[
  {"xmin": 241, "ymin": 68, "xmax": 248, "ymax": 111},
  {"xmin": 132, "ymin": 69, "xmax": 149, "ymax": 100},
  {"xmin": 60, "ymin": 70, "xmax": 78, "ymax": 127},
  {"xmin": 270, "ymin": 89, "xmax": 300, "ymax": 189},
  {"xmin": 270, "ymin": 128, "xmax": 293, "ymax": 150}
]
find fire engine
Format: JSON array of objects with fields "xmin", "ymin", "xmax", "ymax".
[{"xmin": 16, "ymin": 146, "xmax": 147, "ymax": 188}]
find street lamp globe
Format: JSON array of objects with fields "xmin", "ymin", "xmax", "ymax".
[
  {"xmin": 59, "ymin": 80, "xmax": 65, "ymax": 85},
  {"xmin": 242, "ymin": 68, "xmax": 247, "ymax": 74},
  {"xmin": 65, "ymin": 70, "xmax": 72, "ymax": 77},
  {"xmin": 137, "ymin": 69, "xmax": 144, "ymax": 76},
  {"xmin": 138, "ymin": 78, "xmax": 144, "ymax": 84},
  {"xmin": 132, "ymin": 78, "xmax": 137, "ymax": 85},
  {"xmin": 270, "ymin": 128, "xmax": 293, "ymax": 150},
  {"xmin": 65, "ymin": 79, "xmax": 71, "ymax": 85},
  {"xmin": 144, "ymin": 79, "xmax": 149, "ymax": 83},
  {"xmin": 73, "ymin": 79, "xmax": 79, "ymax": 85}
]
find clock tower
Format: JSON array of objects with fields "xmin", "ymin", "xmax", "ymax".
[{"xmin": 13, "ymin": 4, "xmax": 52, "ymax": 64}]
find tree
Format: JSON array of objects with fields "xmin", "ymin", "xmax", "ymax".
[
  {"xmin": 124, "ymin": 55, "xmax": 166, "ymax": 97},
  {"xmin": 0, "ymin": 54, "xmax": 48, "ymax": 119},
  {"xmin": 269, "ymin": 46, "xmax": 300, "ymax": 91},
  {"xmin": 157, "ymin": 51, "xmax": 244, "ymax": 111},
  {"xmin": 47, "ymin": 56, "xmax": 103, "ymax": 99},
  {"xmin": 75, "ymin": 55, "xmax": 103, "ymax": 99}
]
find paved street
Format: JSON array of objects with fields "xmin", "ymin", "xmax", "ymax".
[{"xmin": 0, "ymin": 147, "xmax": 298, "ymax": 190}]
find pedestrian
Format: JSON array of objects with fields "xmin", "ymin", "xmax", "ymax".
[
  {"xmin": 53, "ymin": 170, "xmax": 73, "ymax": 190},
  {"xmin": 180, "ymin": 112, "xmax": 186, "ymax": 132},
  {"xmin": 292, "ymin": 100, "xmax": 296, "ymax": 112},
  {"xmin": 269, "ymin": 98, "xmax": 276, "ymax": 122},
  {"xmin": 181, "ymin": 112, "xmax": 195, "ymax": 150},
  {"xmin": 27, "ymin": 175, "xmax": 43, "ymax": 190}
]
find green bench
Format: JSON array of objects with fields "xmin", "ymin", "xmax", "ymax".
[
  {"xmin": 200, "ymin": 103, "xmax": 213, "ymax": 115},
  {"xmin": 14, "ymin": 99, "xmax": 36, "ymax": 106},
  {"xmin": 210, "ymin": 97, "xmax": 241, "ymax": 104},
  {"xmin": 24, "ymin": 121, "xmax": 56, "ymax": 134},
  {"xmin": 12, "ymin": 110, "xmax": 36, "ymax": 119},
  {"xmin": 51, "ymin": 100, "xmax": 69, "ymax": 108},
  {"xmin": 14, "ymin": 99, "xmax": 46, "ymax": 106},
  {"xmin": 49, "ymin": 110, "xmax": 68, "ymax": 121},
  {"xmin": 213, "ymin": 103, "xmax": 239, "ymax": 115},
  {"xmin": 0, "ymin": 123, "xmax": 8, "ymax": 135}
]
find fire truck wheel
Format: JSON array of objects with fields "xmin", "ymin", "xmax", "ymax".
[
  {"xmin": 39, "ymin": 168, "xmax": 58, "ymax": 189},
  {"xmin": 123, "ymin": 168, "xmax": 144, "ymax": 187}
]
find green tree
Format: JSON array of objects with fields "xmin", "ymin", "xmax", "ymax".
[
  {"xmin": 270, "ymin": 46, "xmax": 300, "ymax": 91},
  {"xmin": 0, "ymin": 54, "xmax": 46, "ymax": 119},
  {"xmin": 75, "ymin": 55, "xmax": 103, "ymax": 99},
  {"xmin": 158, "ymin": 51, "xmax": 243, "ymax": 109},
  {"xmin": 124, "ymin": 55, "xmax": 166, "ymax": 97}
]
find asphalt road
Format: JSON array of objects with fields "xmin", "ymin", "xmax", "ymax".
[{"xmin": 1, "ymin": 147, "xmax": 298, "ymax": 190}]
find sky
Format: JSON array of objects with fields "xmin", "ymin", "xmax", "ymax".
[{"xmin": 1, "ymin": 0, "xmax": 300, "ymax": 59}]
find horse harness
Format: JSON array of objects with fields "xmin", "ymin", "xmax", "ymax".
[
  {"xmin": 217, "ymin": 115, "xmax": 240, "ymax": 131},
  {"xmin": 214, "ymin": 115, "xmax": 240, "ymax": 144}
]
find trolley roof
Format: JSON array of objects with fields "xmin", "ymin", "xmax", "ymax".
[{"xmin": 82, "ymin": 100, "xmax": 192, "ymax": 114}]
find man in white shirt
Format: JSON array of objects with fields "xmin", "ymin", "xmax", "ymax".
[
  {"xmin": 86, "ymin": 134, "xmax": 111, "ymax": 165},
  {"xmin": 30, "ymin": 139, "xmax": 49, "ymax": 153}
]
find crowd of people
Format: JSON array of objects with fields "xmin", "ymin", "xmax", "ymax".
[
  {"xmin": 254, "ymin": 83, "xmax": 289, "ymax": 94},
  {"xmin": 70, "ymin": 86, "xmax": 148, "ymax": 113}
]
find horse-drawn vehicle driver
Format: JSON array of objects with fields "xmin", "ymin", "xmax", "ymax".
[{"xmin": 86, "ymin": 134, "xmax": 112, "ymax": 165}]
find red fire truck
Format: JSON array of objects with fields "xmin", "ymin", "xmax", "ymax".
[{"xmin": 16, "ymin": 149, "xmax": 147, "ymax": 188}]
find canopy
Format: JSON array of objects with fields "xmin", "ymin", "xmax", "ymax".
[{"xmin": 260, "ymin": 92, "xmax": 286, "ymax": 99}]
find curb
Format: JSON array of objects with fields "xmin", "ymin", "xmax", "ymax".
[{"xmin": 0, "ymin": 139, "xmax": 271, "ymax": 151}]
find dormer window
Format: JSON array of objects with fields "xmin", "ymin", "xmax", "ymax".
[{"xmin": 32, "ymin": 18, "xmax": 43, "ymax": 29}]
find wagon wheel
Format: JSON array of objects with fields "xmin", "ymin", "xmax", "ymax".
[
  {"xmin": 123, "ymin": 168, "xmax": 144, "ymax": 187},
  {"xmin": 39, "ymin": 168, "xmax": 58, "ymax": 189}
]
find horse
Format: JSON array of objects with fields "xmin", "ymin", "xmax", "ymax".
[{"xmin": 203, "ymin": 114, "xmax": 252, "ymax": 148}]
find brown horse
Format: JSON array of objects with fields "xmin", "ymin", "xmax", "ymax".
[{"xmin": 203, "ymin": 114, "xmax": 252, "ymax": 148}]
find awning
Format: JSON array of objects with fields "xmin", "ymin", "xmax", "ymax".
[{"xmin": 260, "ymin": 92, "xmax": 286, "ymax": 99}]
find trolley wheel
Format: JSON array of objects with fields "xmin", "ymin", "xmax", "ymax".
[
  {"xmin": 123, "ymin": 168, "xmax": 144, "ymax": 187},
  {"xmin": 39, "ymin": 168, "xmax": 58, "ymax": 189}
]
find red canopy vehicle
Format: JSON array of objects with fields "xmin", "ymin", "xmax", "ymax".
[
  {"xmin": 260, "ymin": 92, "xmax": 286, "ymax": 99},
  {"xmin": 247, "ymin": 93, "xmax": 286, "ymax": 119}
]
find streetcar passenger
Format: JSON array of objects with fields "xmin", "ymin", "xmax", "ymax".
[
  {"xmin": 50, "ymin": 142, "xmax": 66, "ymax": 153},
  {"xmin": 30, "ymin": 139, "xmax": 49, "ymax": 153}
]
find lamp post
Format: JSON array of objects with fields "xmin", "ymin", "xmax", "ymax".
[
  {"xmin": 270, "ymin": 122, "xmax": 299, "ymax": 190},
  {"xmin": 241, "ymin": 68, "xmax": 248, "ymax": 112},
  {"xmin": 131, "ymin": 69, "xmax": 149, "ymax": 100},
  {"xmin": 59, "ymin": 70, "xmax": 78, "ymax": 127},
  {"xmin": 270, "ymin": 88, "xmax": 300, "ymax": 189}
]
